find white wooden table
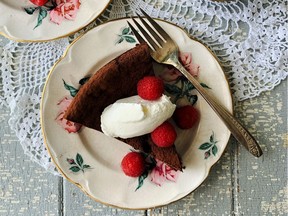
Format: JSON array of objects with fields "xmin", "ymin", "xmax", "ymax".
[{"xmin": 0, "ymin": 78, "xmax": 286, "ymax": 215}]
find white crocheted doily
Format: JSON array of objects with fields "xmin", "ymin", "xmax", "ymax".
[{"xmin": 0, "ymin": 0, "xmax": 287, "ymax": 175}]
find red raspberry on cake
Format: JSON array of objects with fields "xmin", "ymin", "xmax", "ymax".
[
  {"xmin": 151, "ymin": 121, "xmax": 177, "ymax": 147},
  {"xmin": 137, "ymin": 76, "xmax": 164, "ymax": 100},
  {"xmin": 173, "ymin": 105, "xmax": 200, "ymax": 129},
  {"xmin": 121, "ymin": 152, "xmax": 146, "ymax": 177}
]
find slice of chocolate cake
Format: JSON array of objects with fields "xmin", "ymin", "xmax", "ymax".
[{"xmin": 64, "ymin": 43, "xmax": 182, "ymax": 171}]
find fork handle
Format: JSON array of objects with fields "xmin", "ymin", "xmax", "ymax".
[{"xmin": 171, "ymin": 60, "xmax": 263, "ymax": 157}]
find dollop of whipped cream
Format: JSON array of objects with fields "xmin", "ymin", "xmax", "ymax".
[{"xmin": 100, "ymin": 94, "xmax": 176, "ymax": 139}]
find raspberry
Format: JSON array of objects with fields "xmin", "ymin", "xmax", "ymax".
[
  {"xmin": 173, "ymin": 105, "xmax": 200, "ymax": 129},
  {"xmin": 30, "ymin": 0, "xmax": 48, "ymax": 6},
  {"xmin": 121, "ymin": 152, "xmax": 146, "ymax": 177},
  {"xmin": 151, "ymin": 121, "xmax": 177, "ymax": 147},
  {"xmin": 137, "ymin": 76, "xmax": 164, "ymax": 100}
]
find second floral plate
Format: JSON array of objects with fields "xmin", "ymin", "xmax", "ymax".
[
  {"xmin": 0, "ymin": 0, "xmax": 110, "ymax": 41},
  {"xmin": 41, "ymin": 18, "xmax": 233, "ymax": 209}
]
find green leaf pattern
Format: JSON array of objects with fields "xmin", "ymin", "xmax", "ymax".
[
  {"xmin": 199, "ymin": 142, "xmax": 213, "ymax": 150},
  {"xmin": 62, "ymin": 77, "xmax": 90, "ymax": 97},
  {"xmin": 122, "ymin": 27, "xmax": 130, "ymax": 34},
  {"xmin": 83, "ymin": 164, "xmax": 91, "ymax": 169},
  {"xmin": 199, "ymin": 132, "xmax": 218, "ymax": 159},
  {"xmin": 24, "ymin": 6, "xmax": 49, "ymax": 29},
  {"xmin": 24, "ymin": 7, "xmax": 37, "ymax": 15},
  {"xmin": 63, "ymin": 79, "xmax": 79, "ymax": 97},
  {"xmin": 76, "ymin": 153, "xmax": 84, "ymax": 167},
  {"xmin": 164, "ymin": 84, "xmax": 182, "ymax": 96},
  {"xmin": 69, "ymin": 166, "xmax": 81, "ymax": 172},
  {"xmin": 212, "ymin": 145, "xmax": 218, "ymax": 156},
  {"xmin": 78, "ymin": 77, "xmax": 90, "ymax": 85},
  {"xmin": 165, "ymin": 79, "xmax": 210, "ymax": 105},
  {"xmin": 187, "ymin": 95, "xmax": 198, "ymax": 105},
  {"xmin": 34, "ymin": 7, "xmax": 48, "ymax": 29},
  {"xmin": 67, "ymin": 153, "xmax": 91, "ymax": 173},
  {"xmin": 116, "ymin": 26, "xmax": 137, "ymax": 44},
  {"xmin": 135, "ymin": 171, "xmax": 148, "ymax": 191},
  {"xmin": 201, "ymin": 83, "xmax": 212, "ymax": 89},
  {"xmin": 135, "ymin": 152, "xmax": 156, "ymax": 191}
]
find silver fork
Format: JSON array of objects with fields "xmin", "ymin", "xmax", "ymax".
[{"xmin": 128, "ymin": 9, "xmax": 263, "ymax": 157}]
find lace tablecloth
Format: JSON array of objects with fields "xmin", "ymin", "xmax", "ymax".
[{"xmin": 0, "ymin": 0, "xmax": 287, "ymax": 175}]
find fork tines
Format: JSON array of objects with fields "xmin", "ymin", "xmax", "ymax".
[{"xmin": 127, "ymin": 9, "xmax": 172, "ymax": 51}]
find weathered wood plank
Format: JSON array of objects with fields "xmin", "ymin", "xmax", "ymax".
[
  {"xmin": 0, "ymin": 107, "xmax": 61, "ymax": 216},
  {"xmin": 63, "ymin": 181, "xmax": 146, "ymax": 215},
  {"xmin": 234, "ymin": 81, "xmax": 288, "ymax": 216}
]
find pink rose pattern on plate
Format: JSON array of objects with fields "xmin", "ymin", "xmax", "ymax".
[
  {"xmin": 135, "ymin": 153, "xmax": 180, "ymax": 190},
  {"xmin": 159, "ymin": 52, "xmax": 200, "ymax": 82},
  {"xmin": 150, "ymin": 159, "xmax": 179, "ymax": 186},
  {"xmin": 55, "ymin": 97, "xmax": 82, "ymax": 133},
  {"xmin": 50, "ymin": 0, "xmax": 81, "ymax": 25},
  {"xmin": 24, "ymin": 0, "xmax": 81, "ymax": 29},
  {"xmin": 160, "ymin": 51, "xmax": 212, "ymax": 105}
]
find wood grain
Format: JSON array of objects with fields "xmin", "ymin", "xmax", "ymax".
[{"xmin": 0, "ymin": 108, "xmax": 61, "ymax": 216}]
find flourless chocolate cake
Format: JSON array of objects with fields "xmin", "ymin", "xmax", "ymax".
[{"xmin": 64, "ymin": 43, "xmax": 182, "ymax": 171}]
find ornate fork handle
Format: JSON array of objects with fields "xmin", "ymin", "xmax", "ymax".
[{"xmin": 168, "ymin": 57, "xmax": 263, "ymax": 157}]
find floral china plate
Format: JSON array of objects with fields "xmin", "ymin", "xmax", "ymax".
[
  {"xmin": 0, "ymin": 0, "xmax": 110, "ymax": 41},
  {"xmin": 41, "ymin": 18, "xmax": 233, "ymax": 209}
]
